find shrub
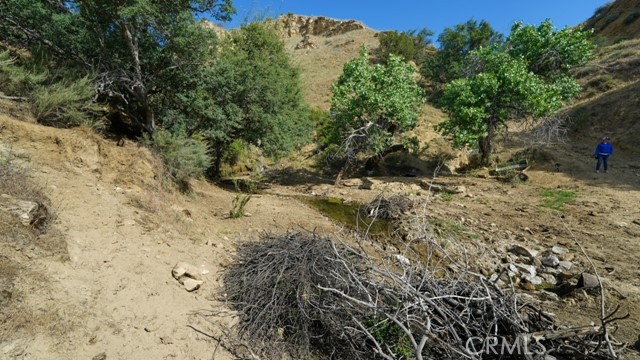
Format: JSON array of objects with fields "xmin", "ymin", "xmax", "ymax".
[
  {"xmin": 0, "ymin": 51, "xmax": 47, "ymax": 96},
  {"xmin": 623, "ymin": 12, "xmax": 640, "ymax": 25},
  {"xmin": 144, "ymin": 129, "xmax": 211, "ymax": 191},
  {"xmin": 31, "ymin": 76, "xmax": 103, "ymax": 129}
]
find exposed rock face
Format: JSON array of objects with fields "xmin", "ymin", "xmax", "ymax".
[
  {"xmin": 274, "ymin": 14, "xmax": 365, "ymax": 38},
  {"xmin": 0, "ymin": 193, "xmax": 45, "ymax": 226}
]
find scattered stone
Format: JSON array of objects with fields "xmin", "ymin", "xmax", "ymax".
[
  {"xmin": 562, "ymin": 253, "xmax": 575, "ymax": 262},
  {"xmin": 532, "ymin": 258, "xmax": 542, "ymax": 267},
  {"xmin": 524, "ymin": 227, "xmax": 534, "ymax": 235},
  {"xmin": 508, "ymin": 245, "xmax": 538, "ymax": 258},
  {"xmin": 92, "ymin": 352, "xmax": 107, "ymax": 360},
  {"xmin": 182, "ymin": 278, "xmax": 203, "ymax": 292},
  {"xmin": 523, "ymin": 274, "xmax": 543, "ymax": 285},
  {"xmin": 395, "ymin": 254, "xmax": 410, "ymax": 268},
  {"xmin": 557, "ymin": 270, "xmax": 576, "ymax": 280},
  {"xmin": 359, "ymin": 178, "xmax": 382, "ymax": 190},
  {"xmin": 172, "ymin": 262, "xmax": 204, "ymax": 292},
  {"xmin": 541, "ymin": 274, "xmax": 557, "ymax": 285},
  {"xmin": 340, "ymin": 178, "xmax": 363, "ymax": 188},
  {"xmin": 550, "ymin": 246, "xmax": 568, "ymax": 255},
  {"xmin": 541, "ymin": 256, "xmax": 560, "ymax": 268},
  {"xmin": 576, "ymin": 273, "xmax": 599, "ymax": 289},
  {"xmin": 515, "ymin": 264, "xmax": 537, "ymax": 276},
  {"xmin": 558, "ymin": 261, "xmax": 573, "ymax": 270},
  {"xmin": 604, "ymin": 266, "xmax": 615, "ymax": 274}
]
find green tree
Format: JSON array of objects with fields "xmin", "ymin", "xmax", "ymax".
[
  {"xmin": 377, "ymin": 28, "xmax": 433, "ymax": 64},
  {"xmin": 422, "ymin": 19, "xmax": 503, "ymax": 86},
  {"xmin": 0, "ymin": 0, "xmax": 235, "ymax": 133},
  {"xmin": 162, "ymin": 23, "xmax": 312, "ymax": 176},
  {"xmin": 437, "ymin": 20, "xmax": 593, "ymax": 164},
  {"xmin": 326, "ymin": 47, "xmax": 424, "ymax": 181}
]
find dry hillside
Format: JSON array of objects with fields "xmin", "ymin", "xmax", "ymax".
[
  {"xmin": 2, "ymin": 7, "xmax": 640, "ymax": 360},
  {"xmin": 584, "ymin": 0, "xmax": 640, "ymax": 43}
]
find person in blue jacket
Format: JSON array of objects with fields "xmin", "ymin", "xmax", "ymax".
[{"xmin": 594, "ymin": 136, "xmax": 613, "ymax": 173}]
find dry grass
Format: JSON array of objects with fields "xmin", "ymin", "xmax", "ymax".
[{"xmin": 285, "ymin": 29, "xmax": 379, "ymax": 110}]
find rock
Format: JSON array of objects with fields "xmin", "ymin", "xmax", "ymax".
[
  {"xmin": 508, "ymin": 245, "xmax": 538, "ymax": 258},
  {"xmin": 182, "ymin": 278, "xmax": 203, "ymax": 292},
  {"xmin": 0, "ymin": 193, "xmax": 45, "ymax": 226},
  {"xmin": 557, "ymin": 270, "xmax": 577, "ymax": 280},
  {"xmin": 514, "ymin": 264, "xmax": 537, "ymax": 277},
  {"xmin": 360, "ymin": 178, "xmax": 382, "ymax": 190},
  {"xmin": 562, "ymin": 253, "xmax": 575, "ymax": 262},
  {"xmin": 532, "ymin": 258, "xmax": 542, "ymax": 267},
  {"xmin": 92, "ymin": 353, "xmax": 107, "ymax": 360},
  {"xmin": 541, "ymin": 274, "xmax": 557, "ymax": 285},
  {"xmin": 395, "ymin": 254, "xmax": 410, "ymax": 268},
  {"xmin": 523, "ymin": 274, "xmax": 543, "ymax": 285},
  {"xmin": 558, "ymin": 261, "xmax": 573, "ymax": 270},
  {"xmin": 550, "ymin": 246, "xmax": 568, "ymax": 255},
  {"xmin": 541, "ymin": 256, "xmax": 560, "ymax": 267},
  {"xmin": 172, "ymin": 262, "xmax": 203, "ymax": 291},
  {"xmin": 340, "ymin": 178, "xmax": 363, "ymax": 188},
  {"xmin": 577, "ymin": 273, "xmax": 599, "ymax": 289}
]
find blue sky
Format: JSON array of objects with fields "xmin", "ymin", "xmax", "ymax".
[{"xmin": 223, "ymin": 0, "xmax": 609, "ymax": 40}]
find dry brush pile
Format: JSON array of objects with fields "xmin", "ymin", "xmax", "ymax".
[{"xmin": 217, "ymin": 228, "xmax": 625, "ymax": 360}]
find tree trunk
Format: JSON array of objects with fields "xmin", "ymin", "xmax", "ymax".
[
  {"xmin": 479, "ymin": 120, "xmax": 496, "ymax": 165},
  {"xmin": 479, "ymin": 135, "xmax": 492, "ymax": 165},
  {"xmin": 119, "ymin": 18, "xmax": 155, "ymax": 133}
]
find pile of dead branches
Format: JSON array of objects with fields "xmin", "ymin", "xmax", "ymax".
[
  {"xmin": 220, "ymin": 231, "xmax": 623, "ymax": 359},
  {"xmin": 365, "ymin": 194, "xmax": 412, "ymax": 220}
]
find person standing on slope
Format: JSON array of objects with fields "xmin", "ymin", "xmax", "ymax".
[{"xmin": 594, "ymin": 136, "xmax": 613, "ymax": 173}]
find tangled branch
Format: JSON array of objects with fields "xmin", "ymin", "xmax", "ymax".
[{"xmin": 217, "ymin": 229, "xmax": 623, "ymax": 359}]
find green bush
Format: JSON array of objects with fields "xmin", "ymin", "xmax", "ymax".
[
  {"xmin": 144, "ymin": 129, "xmax": 212, "ymax": 191},
  {"xmin": 0, "ymin": 51, "xmax": 47, "ymax": 96},
  {"xmin": 31, "ymin": 76, "xmax": 103, "ymax": 129}
]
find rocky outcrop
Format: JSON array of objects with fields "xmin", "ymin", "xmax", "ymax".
[
  {"xmin": 274, "ymin": 14, "xmax": 365, "ymax": 38},
  {"xmin": 0, "ymin": 193, "xmax": 46, "ymax": 226}
]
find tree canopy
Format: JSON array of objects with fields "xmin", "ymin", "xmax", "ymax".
[
  {"xmin": 323, "ymin": 47, "xmax": 424, "ymax": 179},
  {"xmin": 422, "ymin": 19, "xmax": 503, "ymax": 87},
  {"xmin": 0, "ymin": 0, "xmax": 235, "ymax": 133},
  {"xmin": 437, "ymin": 20, "xmax": 594, "ymax": 163}
]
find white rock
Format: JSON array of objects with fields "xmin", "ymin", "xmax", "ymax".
[
  {"xmin": 523, "ymin": 274, "xmax": 543, "ymax": 285},
  {"xmin": 558, "ymin": 261, "xmax": 573, "ymax": 270},
  {"xmin": 541, "ymin": 256, "xmax": 560, "ymax": 267},
  {"xmin": 509, "ymin": 245, "xmax": 538, "ymax": 258},
  {"xmin": 182, "ymin": 278, "xmax": 203, "ymax": 292},
  {"xmin": 172, "ymin": 262, "xmax": 204, "ymax": 291},
  {"xmin": 0, "ymin": 193, "xmax": 42, "ymax": 226},
  {"xmin": 514, "ymin": 263, "xmax": 537, "ymax": 277},
  {"xmin": 550, "ymin": 246, "xmax": 568, "ymax": 255},
  {"xmin": 395, "ymin": 254, "xmax": 410, "ymax": 267}
]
